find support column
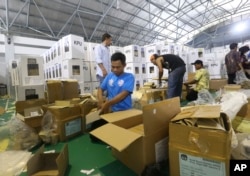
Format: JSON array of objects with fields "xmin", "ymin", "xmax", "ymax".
[{"xmin": 4, "ymin": 35, "xmax": 15, "ymax": 98}]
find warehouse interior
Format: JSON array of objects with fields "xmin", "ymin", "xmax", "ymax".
[{"xmin": 1, "ymin": 0, "xmax": 250, "ymax": 176}]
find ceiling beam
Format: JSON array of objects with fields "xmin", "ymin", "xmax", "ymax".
[
  {"xmin": 32, "ymin": 0, "xmax": 55, "ymax": 37},
  {"xmin": 9, "ymin": 0, "xmax": 29, "ymax": 28},
  {"xmin": 89, "ymin": 0, "xmax": 116, "ymax": 40}
]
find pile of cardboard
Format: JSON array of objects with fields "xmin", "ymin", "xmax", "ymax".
[
  {"xmin": 15, "ymin": 79, "xmax": 98, "ymax": 143},
  {"xmin": 91, "ymin": 97, "xmax": 181, "ymax": 174}
]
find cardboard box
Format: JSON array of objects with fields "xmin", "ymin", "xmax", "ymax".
[
  {"xmin": 56, "ymin": 115, "xmax": 83, "ymax": 141},
  {"xmin": 139, "ymin": 88, "xmax": 166, "ymax": 106},
  {"xmin": 90, "ymin": 97, "xmax": 181, "ymax": 174},
  {"xmin": 209, "ymin": 79, "xmax": 227, "ymax": 90},
  {"xmin": 169, "ymin": 105, "xmax": 232, "ymax": 176},
  {"xmin": 224, "ymin": 84, "xmax": 241, "ymax": 92},
  {"xmin": 62, "ymin": 80, "xmax": 79, "ymax": 99},
  {"xmin": 46, "ymin": 80, "xmax": 79, "ymax": 103},
  {"xmin": 43, "ymin": 104, "xmax": 81, "ymax": 121},
  {"xmin": 27, "ymin": 144, "xmax": 68, "ymax": 176},
  {"xmin": 236, "ymin": 101, "xmax": 250, "ymax": 120},
  {"xmin": 42, "ymin": 102, "xmax": 83, "ymax": 141},
  {"xmin": 46, "ymin": 80, "xmax": 64, "ymax": 103},
  {"xmin": 15, "ymin": 99, "xmax": 46, "ymax": 129},
  {"xmin": 187, "ymin": 72, "xmax": 195, "ymax": 82}
]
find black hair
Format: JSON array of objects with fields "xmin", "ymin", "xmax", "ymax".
[
  {"xmin": 153, "ymin": 54, "xmax": 159, "ymax": 59},
  {"xmin": 102, "ymin": 33, "xmax": 111, "ymax": 42},
  {"xmin": 111, "ymin": 52, "xmax": 126, "ymax": 65},
  {"xmin": 229, "ymin": 43, "xmax": 238, "ymax": 50},
  {"xmin": 239, "ymin": 46, "xmax": 250, "ymax": 56}
]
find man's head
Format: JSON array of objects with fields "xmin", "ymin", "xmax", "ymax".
[
  {"xmin": 102, "ymin": 33, "xmax": 112, "ymax": 46},
  {"xmin": 111, "ymin": 52, "xmax": 126, "ymax": 76},
  {"xmin": 150, "ymin": 54, "xmax": 159, "ymax": 65},
  {"xmin": 229, "ymin": 43, "xmax": 238, "ymax": 50},
  {"xmin": 239, "ymin": 45, "xmax": 250, "ymax": 55},
  {"xmin": 191, "ymin": 60, "xmax": 203, "ymax": 70}
]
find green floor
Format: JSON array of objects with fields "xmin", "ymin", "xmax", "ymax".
[
  {"xmin": 0, "ymin": 97, "xmax": 170, "ymax": 176},
  {"xmin": 20, "ymin": 134, "xmax": 139, "ymax": 176}
]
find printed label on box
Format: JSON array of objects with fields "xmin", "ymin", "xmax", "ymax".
[
  {"xmin": 179, "ymin": 152, "xmax": 226, "ymax": 176},
  {"xmin": 65, "ymin": 118, "xmax": 81, "ymax": 136}
]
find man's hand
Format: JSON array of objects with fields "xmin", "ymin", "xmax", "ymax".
[{"xmin": 99, "ymin": 101, "xmax": 110, "ymax": 115}]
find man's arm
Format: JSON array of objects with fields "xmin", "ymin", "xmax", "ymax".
[
  {"xmin": 97, "ymin": 88, "xmax": 105, "ymax": 109},
  {"xmin": 99, "ymin": 90, "xmax": 130, "ymax": 114},
  {"xmin": 95, "ymin": 45, "xmax": 108, "ymax": 77},
  {"xmin": 156, "ymin": 57, "xmax": 163, "ymax": 85},
  {"xmin": 98, "ymin": 63, "xmax": 108, "ymax": 77},
  {"xmin": 184, "ymin": 79, "xmax": 198, "ymax": 85}
]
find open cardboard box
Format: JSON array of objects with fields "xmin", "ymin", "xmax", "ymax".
[
  {"xmin": 15, "ymin": 99, "xmax": 46, "ymax": 129},
  {"xmin": 27, "ymin": 144, "xmax": 68, "ymax": 176},
  {"xmin": 90, "ymin": 97, "xmax": 181, "ymax": 174},
  {"xmin": 169, "ymin": 105, "xmax": 232, "ymax": 176}
]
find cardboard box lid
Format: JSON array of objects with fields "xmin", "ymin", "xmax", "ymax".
[
  {"xmin": 142, "ymin": 97, "xmax": 181, "ymax": 136},
  {"xmin": 15, "ymin": 99, "xmax": 46, "ymax": 113},
  {"xmin": 100, "ymin": 109, "xmax": 142, "ymax": 123},
  {"xmin": 27, "ymin": 144, "xmax": 68, "ymax": 176},
  {"xmin": 90, "ymin": 123, "xmax": 142, "ymax": 152},
  {"xmin": 171, "ymin": 105, "xmax": 221, "ymax": 122}
]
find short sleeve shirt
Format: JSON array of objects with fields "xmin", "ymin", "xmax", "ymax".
[
  {"xmin": 194, "ymin": 68, "xmax": 210, "ymax": 91},
  {"xmin": 101, "ymin": 72, "xmax": 135, "ymax": 112}
]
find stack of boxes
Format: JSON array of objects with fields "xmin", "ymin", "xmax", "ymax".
[
  {"xmin": 17, "ymin": 56, "xmax": 45, "ymax": 100},
  {"xmin": 124, "ymin": 45, "xmax": 143, "ymax": 90}
]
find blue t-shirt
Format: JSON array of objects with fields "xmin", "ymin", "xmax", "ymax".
[{"xmin": 101, "ymin": 72, "xmax": 135, "ymax": 112}]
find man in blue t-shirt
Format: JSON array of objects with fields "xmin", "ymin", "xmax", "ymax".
[{"xmin": 97, "ymin": 52, "xmax": 135, "ymax": 113}]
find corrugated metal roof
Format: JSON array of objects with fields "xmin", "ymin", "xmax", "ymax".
[{"xmin": 1, "ymin": 0, "xmax": 250, "ymax": 47}]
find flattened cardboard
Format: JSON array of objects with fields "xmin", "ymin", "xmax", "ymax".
[
  {"xmin": 90, "ymin": 123, "xmax": 141, "ymax": 151},
  {"xmin": 171, "ymin": 105, "xmax": 221, "ymax": 121},
  {"xmin": 27, "ymin": 144, "xmax": 68, "ymax": 176}
]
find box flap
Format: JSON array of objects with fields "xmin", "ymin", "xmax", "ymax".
[
  {"xmin": 90, "ymin": 123, "xmax": 142, "ymax": 152},
  {"xmin": 143, "ymin": 97, "xmax": 181, "ymax": 136},
  {"xmin": 171, "ymin": 105, "xmax": 221, "ymax": 121},
  {"xmin": 15, "ymin": 99, "xmax": 46, "ymax": 113},
  {"xmin": 56, "ymin": 144, "xmax": 69, "ymax": 176},
  {"xmin": 100, "ymin": 109, "xmax": 142, "ymax": 123},
  {"xmin": 85, "ymin": 109, "xmax": 101, "ymax": 125},
  {"xmin": 27, "ymin": 145, "xmax": 45, "ymax": 176}
]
